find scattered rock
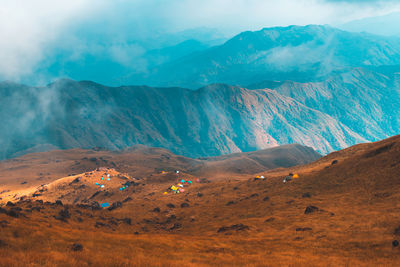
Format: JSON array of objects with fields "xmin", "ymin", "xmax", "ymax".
[
  {"xmin": 296, "ymin": 227, "xmax": 312, "ymax": 231},
  {"xmin": 121, "ymin": 218, "xmax": 131, "ymax": 225},
  {"xmin": 72, "ymin": 243, "xmax": 83, "ymax": 251},
  {"xmin": 226, "ymin": 201, "xmax": 235, "ymax": 206},
  {"xmin": 304, "ymin": 206, "xmax": 319, "ymax": 214},
  {"xmin": 166, "ymin": 203, "xmax": 175, "ymax": 209},
  {"xmin": 0, "ymin": 220, "xmax": 9, "ymax": 228},
  {"xmin": 180, "ymin": 203, "xmax": 189, "ymax": 208},
  {"xmin": 108, "ymin": 202, "xmax": 122, "ymax": 211},
  {"xmin": 69, "ymin": 177, "xmax": 81, "ymax": 185},
  {"xmin": 123, "ymin": 197, "xmax": 132, "ymax": 203},
  {"xmin": 153, "ymin": 207, "xmax": 161, "ymax": 213},
  {"xmin": 393, "ymin": 240, "xmax": 399, "ymax": 247},
  {"xmin": 95, "ymin": 221, "xmax": 110, "ymax": 228},
  {"xmin": 91, "ymin": 201, "xmax": 101, "ymax": 210},
  {"xmin": 249, "ymin": 193, "xmax": 259, "ymax": 198},
  {"xmin": 302, "ymin": 193, "xmax": 311, "ymax": 198},
  {"xmin": 217, "ymin": 224, "xmax": 250, "ymax": 233},
  {"xmin": 170, "ymin": 223, "xmax": 182, "ymax": 230},
  {"xmin": 6, "ymin": 201, "xmax": 15, "ymax": 207},
  {"xmin": 394, "ymin": 226, "xmax": 400, "ymax": 236},
  {"xmin": 55, "ymin": 208, "xmax": 70, "ymax": 222},
  {"xmin": 196, "ymin": 193, "xmax": 203, "ymax": 197},
  {"xmin": 0, "ymin": 239, "xmax": 7, "ymax": 248},
  {"xmin": 55, "ymin": 200, "xmax": 63, "ymax": 206},
  {"xmin": 264, "ymin": 217, "xmax": 275, "ymax": 222}
]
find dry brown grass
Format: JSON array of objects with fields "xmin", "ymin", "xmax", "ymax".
[{"xmin": 1, "ymin": 135, "xmax": 400, "ymax": 266}]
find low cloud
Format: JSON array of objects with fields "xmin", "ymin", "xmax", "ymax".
[{"xmin": 1, "ymin": 0, "xmax": 400, "ymax": 83}]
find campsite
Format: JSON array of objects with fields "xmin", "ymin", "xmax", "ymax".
[{"xmin": 1, "ymin": 135, "xmax": 400, "ymax": 266}]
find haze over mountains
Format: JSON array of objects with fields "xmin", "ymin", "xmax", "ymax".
[{"xmin": 1, "ymin": 25, "xmax": 399, "ymax": 160}]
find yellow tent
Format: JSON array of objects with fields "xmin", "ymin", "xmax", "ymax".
[
  {"xmin": 293, "ymin": 174, "xmax": 299, "ymax": 179},
  {"xmin": 171, "ymin": 185, "xmax": 178, "ymax": 191},
  {"xmin": 256, "ymin": 175, "xmax": 260, "ymax": 178},
  {"xmin": 163, "ymin": 192, "xmax": 168, "ymax": 195}
]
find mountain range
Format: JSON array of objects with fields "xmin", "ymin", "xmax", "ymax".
[
  {"xmin": 1, "ymin": 25, "xmax": 399, "ymax": 159},
  {"xmin": 136, "ymin": 25, "xmax": 400, "ymax": 88}
]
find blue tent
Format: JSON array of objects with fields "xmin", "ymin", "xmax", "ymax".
[{"xmin": 100, "ymin": 202, "xmax": 109, "ymax": 208}]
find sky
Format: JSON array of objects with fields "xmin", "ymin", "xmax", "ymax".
[{"xmin": 1, "ymin": 0, "xmax": 400, "ymax": 82}]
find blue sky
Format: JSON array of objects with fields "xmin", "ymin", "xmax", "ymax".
[{"xmin": 1, "ymin": 0, "xmax": 400, "ymax": 81}]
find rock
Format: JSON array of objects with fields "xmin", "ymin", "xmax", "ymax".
[
  {"xmin": 180, "ymin": 203, "xmax": 189, "ymax": 208},
  {"xmin": 153, "ymin": 207, "xmax": 161, "ymax": 213},
  {"xmin": 121, "ymin": 218, "xmax": 131, "ymax": 225},
  {"xmin": 55, "ymin": 208, "xmax": 70, "ymax": 222},
  {"xmin": 264, "ymin": 217, "xmax": 275, "ymax": 222},
  {"xmin": 394, "ymin": 226, "xmax": 400, "ymax": 235},
  {"xmin": 134, "ymin": 232, "xmax": 139, "ymax": 235},
  {"xmin": 0, "ymin": 220, "xmax": 9, "ymax": 228},
  {"xmin": 95, "ymin": 221, "xmax": 110, "ymax": 228},
  {"xmin": 233, "ymin": 187, "xmax": 239, "ymax": 190},
  {"xmin": 263, "ymin": 196, "xmax": 270, "ymax": 201},
  {"xmin": 21, "ymin": 181, "xmax": 27, "ymax": 185},
  {"xmin": 77, "ymin": 217, "xmax": 83, "ymax": 223},
  {"xmin": 122, "ymin": 197, "xmax": 132, "ymax": 203},
  {"xmin": 226, "ymin": 201, "xmax": 235, "ymax": 206},
  {"xmin": 6, "ymin": 201, "xmax": 15, "ymax": 207},
  {"xmin": 108, "ymin": 202, "xmax": 122, "ymax": 211},
  {"xmin": 0, "ymin": 239, "xmax": 7, "ymax": 248},
  {"xmin": 7, "ymin": 209, "xmax": 20, "ymax": 218},
  {"xmin": 91, "ymin": 201, "xmax": 101, "ymax": 210},
  {"xmin": 217, "ymin": 224, "xmax": 250, "ymax": 233},
  {"xmin": 72, "ymin": 243, "xmax": 83, "ymax": 251},
  {"xmin": 89, "ymin": 191, "xmax": 101, "ymax": 199},
  {"xmin": 170, "ymin": 223, "xmax": 182, "ymax": 230},
  {"xmin": 304, "ymin": 206, "xmax": 319, "ymax": 214},
  {"xmin": 249, "ymin": 193, "xmax": 259, "ymax": 198},
  {"xmin": 197, "ymin": 192, "xmax": 203, "ymax": 197},
  {"xmin": 393, "ymin": 240, "xmax": 399, "ymax": 247},
  {"xmin": 55, "ymin": 200, "xmax": 63, "ymax": 206},
  {"xmin": 166, "ymin": 203, "xmax": 175, "ymax": 209},
  {"xmin": 302, "ymin": 193, "xmax": 311, "ymax": 198},
  {"xmin": 331, "ymin": 160, "xmax": 338, "ymax": 165},
  {"xmin": 296, "ymin": 227, "xmax": 312, "ymax": 231}
]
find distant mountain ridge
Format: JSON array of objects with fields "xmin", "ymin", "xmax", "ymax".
[
  {"xmin": 1, "ymin": 65, "xmax": 399, "ymax": 159},
  {"xmin": 136, "ymin": 25, "xmax": 400, "ymax": 88}
]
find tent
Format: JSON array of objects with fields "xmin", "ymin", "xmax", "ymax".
[
  {"xmin": 163, "ymin": 192, "xmax": 168, "ymax": 195},
  {"xmin": 100, "ymin": 202, "xmax": 109, "ymax": 208},
  {"xmin": 100, "ymin": 184, "xmax": 105, "ymax": 188},
  {"xmin": 293, "ymin": 174, "xmax": 299, "ymax": 179},
  {"xmin": 180, "ymin": 179, "xmax": 185, "ymax": 183}
]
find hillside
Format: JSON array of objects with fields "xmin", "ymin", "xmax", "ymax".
[
  {"xmin": 0, "ymin": 135, "xmax": 399, "ymax": 266},
  {"xmin": 138, "ymin": 25, "xmax": 400, "ymax": 88},
  {"xmin": 0, "ymin": 143, "xmax": 320, "ymax": 203},
  {"xmin": 0, "ymin": 79, "xmax": 368, "ymax": 159}
]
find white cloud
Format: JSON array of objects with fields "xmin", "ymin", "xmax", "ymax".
[
  {"xmin": 1, "ymin": 0, "xmax": 400, "ymax": 81},
  {"xmin": 0, "ymin": 0, "xmax": 104, "ymax": 80}
]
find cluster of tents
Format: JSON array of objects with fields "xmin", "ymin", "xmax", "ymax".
[
  {"xmin": 164, "ymin": 179, "xmax": 193, "ymax": 195},
  {"xmin": 120, "ymin": 181, "xmax": 131, "ymax": 191},
  {"xmin": 283, "ymin": 173, "xmax": 299, "ymax": 183},
  {"xmin": 95, "ymin": 173, "xmax": 111, "ymax": 188}
]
